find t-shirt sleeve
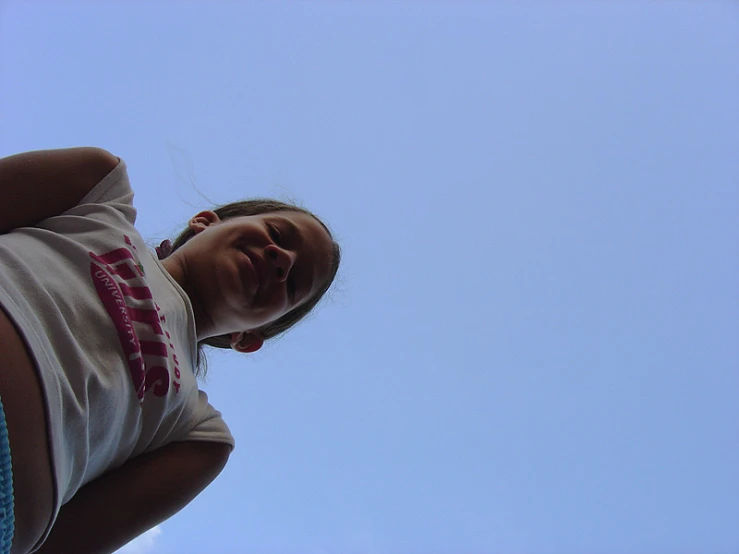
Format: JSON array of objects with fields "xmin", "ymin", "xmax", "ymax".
[
  {"xmin": 73, "ymin": 157, "xmax": 137, "ymax": 225},
  {"xmin": 177, "ymin": 390, "xmax": 236, "ymax": 451}
]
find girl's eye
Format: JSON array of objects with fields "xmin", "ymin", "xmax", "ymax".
[{"xmin": 267, "ymin": 224, "xmax": 282, "ymax": 245}]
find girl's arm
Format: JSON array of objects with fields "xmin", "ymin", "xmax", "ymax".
[
  {"xmin": 33, "ymin": 440, "xmax": 231, "ymax": 554},
  {"xmin": 0, "ymin": 147, "xmax": 120, "ymax": 234}
]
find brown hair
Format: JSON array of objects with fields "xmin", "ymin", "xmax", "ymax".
[{"xmin": 163, "ymin": 199, "xmax": 341, "ymax": 377}]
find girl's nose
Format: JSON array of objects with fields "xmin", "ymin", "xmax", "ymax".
[{"xmin": 264, "ymin": 244, "xmax": 296, "ymax": 282}]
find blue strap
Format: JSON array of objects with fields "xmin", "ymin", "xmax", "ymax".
[{"xmin": 0, "ymin": 397, "xmax": 15, "ymax": 554}]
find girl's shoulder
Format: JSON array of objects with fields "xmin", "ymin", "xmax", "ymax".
[{"xmin": 0, "ymin": 147, "xmax": 122, "ymax": 233}]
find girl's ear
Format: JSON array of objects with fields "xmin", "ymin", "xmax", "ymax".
[
  {"xmin": 188, "ymin": 210, "xmax": 220, "ymax": 234},
  {"xmin": 230, "ymin": 331, "xmax": 264, "ymax": 354}
]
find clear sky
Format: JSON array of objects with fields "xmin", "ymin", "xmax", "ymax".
[{"xmin": 1, "ymin": 2, "xmax": 738, "ymax": 553}]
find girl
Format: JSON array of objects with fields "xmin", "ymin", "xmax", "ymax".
[{"xmin": 0, "ymin": 147, "xmax": 341, "ymax": 554}]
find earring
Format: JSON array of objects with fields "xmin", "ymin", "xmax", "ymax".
[{"xmin": 156, "ymin": 239, "xmax": 173, "ymax": 260}]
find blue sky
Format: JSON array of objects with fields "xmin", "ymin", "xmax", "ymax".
[{"xmin": 2, "ymin": 2, "xmax": 738, "ymax": 553}]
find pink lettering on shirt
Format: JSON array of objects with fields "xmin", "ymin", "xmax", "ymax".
[
  {"xmin": 90, "ymin": 248, "xmax": 135, "ymax": 266},
  {"xmin": 127, "ymin": 307, "xmax": 164, "ymax": 336},
  {"xmin": 140, "ymin": 340, "xmax": 168, "ymax": 358},
  {"xmin": 144, "ymin": 366, "xmax": 170, "ymax": 397},
  {"xmin": 89, "ymin": 238, "xmax": 184, "ymax": 403},
  {"xmin": 117, "ymin": 282, "xmax": 153, "ymax": 300},
  {"xmin": 91, "ymin": 264, "xmax": 146, "ymax": 398}
]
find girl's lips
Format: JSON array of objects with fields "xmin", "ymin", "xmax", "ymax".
[
  {"xmin": 244, "ymin": 250, "xmax": 266, "ymax": 302},
  {"xmin": 240, "ymin": 250, "xmax": 260, "ymax": 303}
]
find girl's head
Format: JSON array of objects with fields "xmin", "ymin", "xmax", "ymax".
[{"xmin": 159, "ymin": 199, "xmax": 341, "ymax": 371}]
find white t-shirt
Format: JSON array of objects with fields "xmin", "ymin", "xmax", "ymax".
[{"xmin": 0, "ymin": 158, "xmax": 234, "ymax": 543}]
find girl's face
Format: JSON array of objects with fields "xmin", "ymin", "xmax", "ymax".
[{"xmin": 163, "ymin": 210, "xmax": 335, "ymax": 351}]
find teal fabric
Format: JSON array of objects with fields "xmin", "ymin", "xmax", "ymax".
[{"xmin": 0, "ymin": 395, "xmax": 14, "ymax": 553}]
